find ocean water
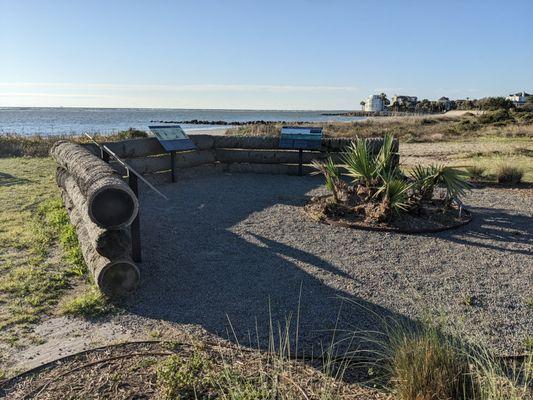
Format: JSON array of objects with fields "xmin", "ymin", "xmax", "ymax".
[{"xmin": 0, "ymin": 107, "xmax": 363, "ymax": 136}]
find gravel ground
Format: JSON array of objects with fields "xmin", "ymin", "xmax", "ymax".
[{"xmin": 129, "ymin": 171, "xmax": 532, "ymax": 355}]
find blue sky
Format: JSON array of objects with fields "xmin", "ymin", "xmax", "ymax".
[{"xmin": 1, "ymin": 0, "xmax": 532, "ymax": 109}]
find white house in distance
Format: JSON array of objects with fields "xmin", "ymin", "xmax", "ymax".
[
  {"xmin": 506, "ymin": 91, "xmax": 530, "ymax": 106},
  {"xmin": 391, "ymin": 95, "xmax": 418, "ymax": 106},
  {"xmin": 362, "ymin": 94, "xmax": 385, "ymax": 112}
]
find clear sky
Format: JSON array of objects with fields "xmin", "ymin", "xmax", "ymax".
[{"xmin": 1, "ymin": 0, "xmax": 532, "ymax": 109}]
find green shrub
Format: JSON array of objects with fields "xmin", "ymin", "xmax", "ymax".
[
  {"xmin": 454, "ymin": 118, "xmax": 481, "ymax": 132},
  {"xmin": 116, "ymin": 128, "xmax": 148, "ymax": 140},
  {"xmin": 478, "ymin": 109, "xmax": 513, "ymax": 125},
  {"xmin": 496, "ymin": 164, "xmax": 523, "ymax": 184}
]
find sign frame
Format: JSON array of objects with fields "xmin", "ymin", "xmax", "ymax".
[
  {"xmin": 148, "ymin": 124, "xmax": 197, "ymax": 182},
  {"xmin": 279, "ymin": 126, "xmax": 323, "ymax": 176},
  {"xmin": 148, "ymin": 124, "xmax": 197, "ymax": 152}
]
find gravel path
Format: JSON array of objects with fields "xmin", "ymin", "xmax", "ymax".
[{"xmin": 130, "ymin": 171, "xmax": 532, "ymax": 355}]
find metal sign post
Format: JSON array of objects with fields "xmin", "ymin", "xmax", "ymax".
[
  {"xmin": 128, "ymin": 173, "xmax": 142, "ymax": 262},
  {"xmin": 148, "ymin": 125, "xmax": 197, "ymax": 183},
  {"xmin": 170, "ymin": 151, "xmax": 176, "ymax": 183},
  {"xmin": 279, "ymin": 126, "xmax": 323, "ymax": 176}
]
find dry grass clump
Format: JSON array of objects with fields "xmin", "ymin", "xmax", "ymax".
[
  {"xmin": 347, "ymin": 315, "xmax": 532, "ymax": 400},
  {"xmin": 389, "ymin": 331, "xmax": 475, "ymax": 400},
  {"xmin": 466, "ymin": 165, "xmax": 486, "ymax": 181},
  {"xmin": 496, "ymin": 164, "xmax": 524, "ymax": 184}
]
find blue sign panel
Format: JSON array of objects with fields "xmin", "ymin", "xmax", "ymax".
[
  {"xmin": 279, "ymin": 126, "xmax": 323, "ymax": 150},
  {"xmin": 148, "ymin": 125, "xmax": 197, "ymax": 152}
]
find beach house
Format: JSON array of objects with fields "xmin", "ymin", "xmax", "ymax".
[
  {"xmin": 391, "ymin": 95, "xmax": 418, "ymax": 106},
  {"xmin": 505, "ymin": 91, "xmax": 530, "ymax": 106},
  {"xmin": 362, "ymin": 94, "xmax": 386, "ymax": 112}
]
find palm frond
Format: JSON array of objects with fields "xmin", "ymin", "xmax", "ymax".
[
  {"xmin": 311, "ymin": 157, "xmax": 342, "ymax": 202},
  {"xmin": 375, "ymin": 170, "xmax": 411, "ymax": 214},
  {"xmin": 342, "ymin": 138, "xmax": 377, "ymax": 184},
  {"xmin": 375, "ymin": 133, "xmax": 397, "ymax": 175},
  {"xmin": 411, "ymin": 164, "xmax": 470, "ymax": 200},
  {"xmin": 437, "ymin": 166, "xmax": 471, "ymax": 199}
]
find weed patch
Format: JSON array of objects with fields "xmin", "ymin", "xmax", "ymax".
[{"xmin": 61, "ymin": 286, "xmax": 114, "ymax": 318}]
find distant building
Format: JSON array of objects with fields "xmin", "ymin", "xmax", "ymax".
[
  {"xmin": 363, "ymin": 95, "xmax": 386, "ymax": 112},
  {"xmin": 437, "ymin": 96, "xmax": 453, "ymax": 111},
  {"xmin": 391, "ymin": 95, "xmax": 418, "ymax": 106},
  {"xmin": 506, "ymin": 91, "xmax": 530, "ymax": 106}
]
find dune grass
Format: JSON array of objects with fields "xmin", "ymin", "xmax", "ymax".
[{"xmin": 227, "ymin": 113, "xmax": 533, "ymax": 142}]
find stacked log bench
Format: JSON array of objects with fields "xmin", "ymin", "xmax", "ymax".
[
  {"xmin": 52, "ymin": 135, "xmax": 395, "ymax": 294},
  {"xmin": 50, "ymin": 141, "xmax": 140, "ymax": 295},
  {"xmin": 84, "ymin": 135, "xmax": 397, "ymax": 184}
]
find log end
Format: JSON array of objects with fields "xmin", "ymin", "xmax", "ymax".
[
  {"xmin": 98, "ymin": 260, "xmax": 140, "ymax": 295},
  {"xmin": 89, "ymin": 186, "xmax": 139, "ymax": 229}
]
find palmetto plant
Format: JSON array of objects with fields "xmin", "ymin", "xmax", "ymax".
[
  {"xmin": 314, "ymin": 135, "xmax": 470, "ymax": 221},
  {"xmin": 311, "ymin": 157, "xmax": 344, "ymax": 203},
  {"xmin": 342, "ymin": 138, "xmax": 377, "ymax": 185},
  {"xmin": 411, "ymin": 164, "xmax": 470, "ymax": 201},
  {"xmin": 342, "ymin": 134, "xmax": 397, "ymax": 185},
  {"xmin": 375, "ymin": 169, "xmax": 411, "ymax": 214},
  {"xmin": 375, "ymin": 133, "xmax": 397, "ymax": 176}
]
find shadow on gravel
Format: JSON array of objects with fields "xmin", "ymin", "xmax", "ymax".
[
  {"xmin": 434, "ymin": 205, "xmax": 532, "ymax": 256},
  {"xmin": 128, "ymin": 173, "xmax": 417, "ymax": 372}
]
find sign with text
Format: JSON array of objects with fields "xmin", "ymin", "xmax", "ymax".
[
  {"xmin": 279, "ymin": 126, "xmax": 323, "ymax": 150},
  {"xmin": 148, "ymin": 125, "xmax": 197, "ymax": 152}
]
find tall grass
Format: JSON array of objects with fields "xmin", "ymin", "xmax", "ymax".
[
  {"xmin": 156, "ymin": 295, "xmax": 357, "ymax": 399},
  {"xmin": 342, "ymin": 301, "xmax": 532, "ymax": 400},
  {"xmin": 496, "ymin": 164, "xmax": 524, "ymax": 184}
]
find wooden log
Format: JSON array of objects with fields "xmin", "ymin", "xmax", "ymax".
[
  {"xmin": 59, "ymin": 185, "xmax": 139, "ymax": 294},
  {"xmin": 214, "ymin": 136, "xmax": 280, "ymax": 149},
  {"xmin": 223, "ymin": 163, "xmax": 314, "ymax": 175},
  {"xmin": 104, "ymin": 137, "xmax": 164, "ymax": 158},
  {"xmin": 190, "ymin": 134, "xmax": 215, "ymax": 150},
  {"xmin": 215, "ymin": 149, "xmax": 324, "ymax": 164},
  {"xmin": 50, "ymin": 141, "xmax": 139, "ymax": 229},
  {"xmin": 141, "ymin": 164, "xmax": 227, "ymax": 185},
  {"xmin": 125, "ymin": 150, "xmax": 216, "ymax": 174},
  {"xmin": 222, "ymin": 163, "xmax": 352, "ymax": 176},
  {"xmin": 101, "ymin": 135, "xmax": 214, "ymax": 158},
  {"xmin": 57, "ymin": 168, "xmax": 131, "ymax": 258}
]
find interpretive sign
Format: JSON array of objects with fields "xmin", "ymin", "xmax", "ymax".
[
  {"xmin": 279, "ymin": 126, "xmax": 323, "ymax": 150},
  {"xmin": 148, "ymin": 125, "xmax": 197, "ymax": 152},
  {"xmin": 279, "ymin": 126, "xmax": 323, "ymax": 176},
  {"xmin": 148, "ymin": 124, "xmax": 197, "ymax": 182}
]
